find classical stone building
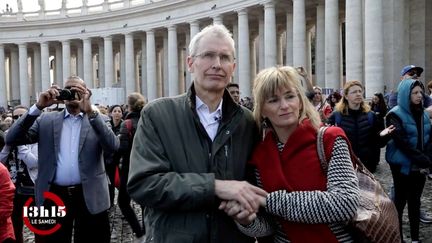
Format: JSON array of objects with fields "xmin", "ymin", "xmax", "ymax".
[{"xmin": 0, "ymin": 0, "xmax": 431, "ymax": 107}]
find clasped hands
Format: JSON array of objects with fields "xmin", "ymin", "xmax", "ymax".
[{"xmin": 215, "ymin": 179, "xmax": 268, "ymax": 225}]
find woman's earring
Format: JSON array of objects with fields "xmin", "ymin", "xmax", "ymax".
[{"xmin": 262, "ymin": 118, "xmax": 268, "ymax": 140}]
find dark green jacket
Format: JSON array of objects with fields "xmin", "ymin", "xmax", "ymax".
[{"xmin": 128, "ymin": 85, "xmax": 259, "ymax": 243}]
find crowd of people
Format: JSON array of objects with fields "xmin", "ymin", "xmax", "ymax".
[{"xmin": 0, "ymin": 23, "xmax": 432, "ymax": 243}]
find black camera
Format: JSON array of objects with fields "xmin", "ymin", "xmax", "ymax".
[{"xmin": 56, "ymin": 89, "xmax": 77, "ymax": 100}]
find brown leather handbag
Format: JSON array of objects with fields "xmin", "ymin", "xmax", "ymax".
[{"xmin": 317, "ymin": 127, "xmax": 401, "ymax": 243}]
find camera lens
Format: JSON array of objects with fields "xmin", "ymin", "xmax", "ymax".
[{"xmin": 56, "ymin": 89, "xmax": 76, "ymax": 100}]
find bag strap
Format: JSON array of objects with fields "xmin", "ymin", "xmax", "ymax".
[
  {"xmin": 317, "ymin": 126, "xmax": 371, "ymax": 176},
  {"xmin": 317, "ymin": 126, "xmax": 329, "ymax": 173},
  {"xmin": 125, "ymin": 119, "xmax": 133, "ymax": 139}
]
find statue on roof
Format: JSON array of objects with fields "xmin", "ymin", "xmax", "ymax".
[
  {"xmin": 17, "ymin": 0, "xmax": 23, "ymax": 12},
  {"xmin": 39, "ymin": 0, "xmax": 45, "ymax": 11}
]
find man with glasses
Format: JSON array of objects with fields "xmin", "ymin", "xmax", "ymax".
[
  {"xmin": 388, "ymin": 65, "xmax": 429, "ymax": 109},
  {"xmin": 127, "ymin": 24, "xmax": 266, "ymax": 243},
  {"xmin": 5, "ymin": 76, "xmax": 119, "ymax": 242}
]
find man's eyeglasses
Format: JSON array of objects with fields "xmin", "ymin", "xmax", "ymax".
[
  {"xmin": 12, "ymin": 114, "xmax": 23, "ymax": 120},
  {"xmin": 193, "ymin": 51, "xmax": 235, "ymax": 64}
]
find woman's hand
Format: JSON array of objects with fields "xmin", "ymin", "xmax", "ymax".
[
  {"xmin": 219, "ymin": 200, "xmax": 257, "ymax": 225},
  {"xmin": 379, "ymin": 125, "xmax": 395, "ymax": 137}
]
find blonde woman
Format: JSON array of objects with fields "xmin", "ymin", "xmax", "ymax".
[
  {"xmin": 327, "ymin": 81, "xmax": 392, "ymax": 173},
  {"xmin": 220, "ymin": 66, "xmax": 360, "ymax": 242}
]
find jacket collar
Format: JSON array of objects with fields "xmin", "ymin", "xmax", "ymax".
[{"xmin": 187, "ymin": 83, "xmax": 242, "ymax": 123}]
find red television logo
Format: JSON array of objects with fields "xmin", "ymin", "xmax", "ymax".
[{"xmin": 23, "ymin": 191, "xmax": 66, "ymax": 235}]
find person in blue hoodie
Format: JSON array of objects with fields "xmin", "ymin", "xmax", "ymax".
[{"xmin": 385, "ymin": 78, "xmax": 432, "ymax": 243}]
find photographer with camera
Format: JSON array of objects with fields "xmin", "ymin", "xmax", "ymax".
[{"xmin": 5, "ymin": 76, "xmax": 119, "ymax": 243}]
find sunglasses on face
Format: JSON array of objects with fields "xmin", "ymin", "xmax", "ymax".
[
  {"xmin": 12, "ymin": 114, "xmax": 23, "ymax": 120},
  {"xmin": 406, "ymin": 70, "xmax": 420, "ymax": 77}
]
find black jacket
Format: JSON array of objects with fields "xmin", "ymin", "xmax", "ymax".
[{"xmin": 327, "ymin": 109, "xmax": 387, "ymax": 171}]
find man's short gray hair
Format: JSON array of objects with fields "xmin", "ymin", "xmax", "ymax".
[{"xmin": 188, "ymin": 24, "xmax": 235, "ymax": 57}]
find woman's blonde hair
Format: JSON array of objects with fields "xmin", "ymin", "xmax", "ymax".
[
  {"xmin": 335, "ymin": 80, "xmax": 370, "ymax": 115},
  {"xmin": 253, "ymin": 66, "xmax": 321, "ymax": 131}
]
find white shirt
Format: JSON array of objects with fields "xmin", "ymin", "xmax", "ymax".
[
  {"xmin": 29, "ymin": 105, "xmax": 83, "ymax": 185},
  {"xmin": 195, "ymin": 96, "xmax": 223, "ymax": 141}
]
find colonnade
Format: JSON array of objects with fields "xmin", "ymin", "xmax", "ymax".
[{"xmin": 0, "ymin": 0, "xmax": 431, "ymax": 108}]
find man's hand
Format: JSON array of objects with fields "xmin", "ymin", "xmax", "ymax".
[
  {"xmin": 215, "ymin": 180, "xmax": 268, "ymax": 213},
  {"xmin": 36, "ymin": 85, "xmax": 61, "ymax": 110},
  {"xmin": 77, "ymin": 88, "xmax": 93, "ymax": 114}
]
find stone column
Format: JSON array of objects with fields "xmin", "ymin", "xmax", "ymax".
[
  {"xmin": 292, "ymin": 0, "xmax": 306, "ymax": 68},
  {"xmin": 264, "ymin": 0, "xmax": 277, "ymax": 68},
  {"xmin": 134, "ymin": 51, "xmax": 140, "ymax": 91},
  {"xmin": 120, "ymin": 40, "xmax": 126, "ymax": 90},
  {"xmin": 238, "ymin": 9, "xmax": 251, "ymax": 97},
  {"xmin": 163, "ymin": 33, "xmax": 168, "ymax": 96},
  {"xmin": 365, "ymin": 0, "xmax": 384, "ymax": 97},
  {"xmin": 98, "ymin": 41, "xmax": 105, "ymax": 88},
  {"xmin": 11, "ymin": 48, "xmax": 20, "ymax": 102},
  {"xmin": 187, "ymin": 21, "xmax": 200, "ymax": 85},
  {"xmin": 277, "ymin": 33, "xmax": 283, "ymax": 65},
  {"xmin": 33, "ymin": 46, "xmax": 42, "ymax": 95},
  {"xmin": 213, "ymin": 15, "xmax": 223, "ymax": 25},
  {"xmin": 77, "ymin": 43, "xmax": 84, "ymax": 78},
  {"xmin": 185, "ymin": 32, "xmax": 191, "ymax": 88},
  {"xmin": 125, "ymin": 33, "xmax": 135, "ymax": 95},
  {"xmin": 18, "ymin": 43, "xmax": 30, "ymax": 106},
  {"xmin": 346, "ymin": 0, "xmax": 363, "ymax": 83},
  {"xmin": 232, "ymin": 22, "xmax": 239, "ymax": 82},
  {"xmin": 0, "ymin": 44, "xmax": 6, "ymax": 108},
  {"xmin": 83, "ymin": 38, "xmax": 93, "ymax": 88},
  {"xmin": 40, "ymin": 42, "xmax": 50, "ymax": 91},
  {"xmin": 315, "ymin": 3, "xmax": 325, "ymax": 87},
  {"xmin": 141, "ymin": 37, "xmax": 147, "ymax": 96},
  {"xmin": 62, "ymin": 40, "xmax": 71, "ymax": 84},
  {"xmin": 325, "ymin": 0, "xmax": 340, "ymax": 89},
  {"xmin": 409, "ymin": 0, "xmax": 427, "ymax": 81},
  {"xmin": 178, "ymin": 48, "xmax": 185, "ymax": 92},
  {"xmin": 104, "ymin": 36, "xmax": 114, "ymax": 88},
  {"xmin": 146, "ymin": 30, "xmax": 157, "ymax": 101},
  {"xmin": 258, "ymin": 14, "xmax": 264, "ymax": 71},
  {"xmin": 92, "ymin": 54, "xmax": 98, "ymax": 86},
  {"xmin": 55, "ymin": 44, "xmax": 63, "ymax": 86},
  {"xmin": 190, "ymin": 21, "xmax": 200, "ymax": 41},
  {"xmin": 168, "ymin": 25, "xmax": 179, "ymax": 96},
  {"xmin": 250, "ymin": 37, "xmax": 257, "ymax": 85},
  {"xmin": 306, "ymin": 30, "xmax": 312, "ymax": 80},
  {"xmin": 157, "ymin": 49, "xmax": 163, "ymax": 97},
  {"xmin": 285, "ymin": 11, "xmax": 293, "ymax": 66}
]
